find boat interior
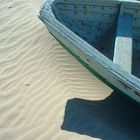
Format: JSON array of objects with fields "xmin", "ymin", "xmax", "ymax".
[{"xmin": 52, "ymin": 0, "xmax": 140, "ymax": 78}]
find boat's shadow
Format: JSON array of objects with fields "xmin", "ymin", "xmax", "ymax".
[{"xmin": 61, "ymin": 92, "xmax": 140, "ymax": 140}]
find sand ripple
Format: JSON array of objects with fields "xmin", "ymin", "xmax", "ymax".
[{"xmin": 0, "ymin": 0, "xmax": 140, "ymax": 140}]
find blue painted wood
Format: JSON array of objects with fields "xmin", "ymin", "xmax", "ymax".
[
  {"xmin": 116, "ymin": 13, "xmax": 132, "ymax": 37},
  {"xmin": 39, "ymin": 0, "xmax": 140, "ymax": 104}
]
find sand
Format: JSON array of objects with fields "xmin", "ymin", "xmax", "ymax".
[{"xmin": 0, "ymin": 0, "xmax": 140, "ymax": 140}]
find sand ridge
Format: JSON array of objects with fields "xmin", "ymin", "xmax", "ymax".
[{"xmin": 0, "ymin": 0, "xmax": 140, "ymax": 140}]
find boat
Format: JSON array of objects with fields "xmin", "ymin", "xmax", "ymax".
[{"xmin": 38, "ymin": 0, "xmax": 140, "ymax": 104}]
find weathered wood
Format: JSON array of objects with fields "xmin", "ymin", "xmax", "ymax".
[
  {"xmin": 39, "ymin": 0, "xmax": 140, "ymax": 104},
  {"xmin": 113, "ymin": 13, "xmax": 133, "ymax": 73}
]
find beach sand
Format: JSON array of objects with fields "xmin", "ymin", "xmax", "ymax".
[{"xmin": 0, "ymin": 0, "xmax": 140, "ymax": 140}]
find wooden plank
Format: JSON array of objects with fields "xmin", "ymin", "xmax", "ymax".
[
  {"xmin": 123, "ymin": 1, "xmax": 140, "ymax": 10},
  {"xmin": 113, "ymin": 13, "xmax": 133, "ymax": 73},
  {"xmin": 59, "ymin": 10, "xmax": 116, "ymax": 23},
  {"xmin": 133, "ymin": 18, "xmax": 140, "ymax": 27},
  {"xmin": 56, "ymin": 0, "xmax": 121, "ymax": 7},
  {"xmin": 56, "ymin": 3, "xmax": 119, "ymax": 14}
]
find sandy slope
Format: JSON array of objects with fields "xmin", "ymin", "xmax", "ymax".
[{"xmin": 0, "ymin": 0, "xmax": 140, "ymax": 140}]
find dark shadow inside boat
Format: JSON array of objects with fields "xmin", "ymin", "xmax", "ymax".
[
  {"xmin": 61, "ymin": 93, "xmax": 140, "ymax": 140},
  {"xmin": 132, "ymin": 43, "xmax": 140, "ymax": 79},
  {"xmin": 94, "ymin": 23, "xmax": 116, "ymax": 60}
]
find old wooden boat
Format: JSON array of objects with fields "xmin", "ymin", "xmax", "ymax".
[{"xmin": 39, "ymin": 0, "xmax": 140, "ymax": 104}]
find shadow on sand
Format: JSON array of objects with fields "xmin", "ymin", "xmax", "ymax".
[{"xmin": 61, "ymin": 92, "xmax": 140, "ymax": 140}]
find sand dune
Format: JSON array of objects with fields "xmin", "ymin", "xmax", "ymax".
[{"xmin": 0, "ymin": 0, "xmax": 140, "ymax": 140}]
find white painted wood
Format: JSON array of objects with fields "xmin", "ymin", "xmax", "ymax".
[
  {"xmin": 114, "ymin": 37, "xmax": 132, "ymax": 73},
  {"xmin": 113, "ymin": 13, "xmax": 133, "ymax": 73}
]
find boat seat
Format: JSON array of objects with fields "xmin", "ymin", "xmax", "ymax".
[{"xmin": 113, "ymin": 13, "xmax": 133, "ymax": 73}]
